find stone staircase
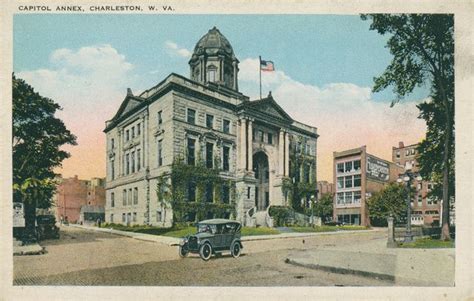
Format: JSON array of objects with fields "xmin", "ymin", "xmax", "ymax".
[{"xmin": 254, "ymin": 211, "xmax": 269, "ymax": 227}]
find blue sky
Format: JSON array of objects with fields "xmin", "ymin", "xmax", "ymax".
[{"xmin": 14, "ymin": 14, "xmax": 428, "ymax": 180}]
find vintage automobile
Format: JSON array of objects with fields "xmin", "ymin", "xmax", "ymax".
[
  {"xmin": 36, "ymin": 214, "xmax": 60, "ymax": 240},
  {"xmin": 179, "ymin": 219, "xmax": 243, "ymax": 261}
]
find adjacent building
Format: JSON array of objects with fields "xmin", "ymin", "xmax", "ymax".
[
  {"xmin": 317, "ymin": 180, "xmax": 334, "ymax": 200},
  {"xmin": 333, "ymin": 146, "xmax": 403, "ymax": 226},
  {"xmin": 104, "ymin": 27, "xmax": 318, "ymax": 227},
  {"xmin": 392, "ymin": 141, "xmax": 441, "ymax": 226},
  {"xmin": 54, "ymin": 176, "xmax": 106, "ymax": 224}
]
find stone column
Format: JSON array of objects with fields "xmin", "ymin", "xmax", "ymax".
[
  {"xmin": 247, "ymin": 119, "xmax": 253, "ymax": 171},
  {"xmin": 233, "ymin": 61, "xmax": 238, "ymax": 91},
  {"xmin": 284, "ymin": 132, "xmax": 290, "ymax": 176},
  {"xmin": 239, "ymin": 118, "xmax": 246, "ymax": 171},
  {"xmin": 387, "ymin": 216, "xmax": 397, "ymax": 248},
  {"xmin": 279, "ymin": 130, "xmax": 284, "ymax": 176},
  {"xmin": 196, "ymin": 135, "xmax": 202, "ymax": 164},
  {"xmin": 118, "ymin": 128, "xmax": 123, "ymax": 176}
]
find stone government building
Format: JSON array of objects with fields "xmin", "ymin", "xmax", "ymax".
[{"xmin": 104, "ymin": 27, "xmax": 318, "ymax": 227}]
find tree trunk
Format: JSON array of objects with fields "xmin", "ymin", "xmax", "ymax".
[{"xmin": 440, "ymin": 90, "xmax": 452, "ymax": 241}]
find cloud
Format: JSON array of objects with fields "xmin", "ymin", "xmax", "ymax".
[
  {"xmin": 165, "ymin": 41, "xmax": 192, "ymax": 58},
  {"xmin": 17, "ymin": 44, "xmax": 138, "ymax": 179},
  {"xmin": 239, "ymin": 57, "xmax": 427, "ymax": 181}
]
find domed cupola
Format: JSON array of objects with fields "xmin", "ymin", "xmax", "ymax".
[{"xmin": 189, "ymin": 27, "xmax": 239, "ymax": 91}]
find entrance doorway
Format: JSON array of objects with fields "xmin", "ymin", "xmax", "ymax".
[{"xmin": 253, "ymin": 151, "xmax": 269, "ymax": 211}]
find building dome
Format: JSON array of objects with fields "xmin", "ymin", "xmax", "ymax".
[{"xmin": 191, "ymin": 26, "xmax": 235, "ymax": 58}]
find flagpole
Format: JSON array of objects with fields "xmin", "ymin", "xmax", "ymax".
[{"xmin": 259, "ymin": 55, "xmax": 262, "ymax": 100}]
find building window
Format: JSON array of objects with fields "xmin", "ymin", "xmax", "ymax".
[
  {"xmin": 126, "ymin": 130, "xmax": 129, "ymax": 141},
  {"xmin": 126, "ymin": 154, "xmax": 130, "ymax": 175},
  {"xmin": 137, "ymin": 149, "xmax": 141, "ymax": 171},
  {"xmin": 205, "ymin": 184, "xmax": 213, "ymax": 203},
  {"xmin": 111, "ymin": 192, "xmax": 115, "ymax": 207},
  {"xmin": 133, "ymin": 188, "xmax": 138, "ymax": 205},
  {"xmin": 336, "ymin": 163, "xmax": 344, "ymax": 174},
  {"xmin": 396, "ymin": 151, "xmax": 400, "ymax": 158},
  {"xmin": 110, "ymin": 214, "xmax": 114, "ymax": 223},
  {"xmin": 208, "ymin": 68, "xmax": 217, "ymax": 82},
  {"xmin": 123, "ymin": 189, "xmax": 127, "ymax": 206},
  {"xmin": 247, "ymin": 187, "xmax": 251, "ymax": 199},
  {"xmin": 223, "ymin": 119, "xmax": 230, "ymax": 133},
  {"xmin": 353, "ymin": 160, "xmax": 361, "ymax": 171},
  {"xmin": 187, "ymin": 138, "xmax": 195, "ymax": 165},
  {"xmin": 111, "ymin": 159, "xmax": 115, "ymax": 180},
  {"xmin": 345, "ymin": 161, "xmax": 353, "ymax": 172},
  {"xmin": 345, "ymin": 192, "xmax": 353, "ymax": 204},
  {"xmin": 304, "ymin": 164, "xmax": 310, "ymax": 183},
  {"xmin": 131, "ymin": 126, "xmax": 135, "ymax": 139},
  {"xmin": 337, "ymin": 192, "xmax": 344, "ymax": 205},
  {"xmin": 157, "ymin": 210, "xmax": 162, "ymax": 222},
  {"xmin": 259, "ymin": 130, "xmax": 264, "ymax": 142},
  {"xmin": 206, "ymin": 142, "xmax": 213, "ymax": 169},
  {"xmin": 137, "ymin": 123, "xmax": 141, "ymax": 136},
  {"xmin": 337, "ymin": 177, "xmax": 344, "ymax": 189},
  {"xmin": 354, "ymin": 191, "xmax": 361, "ymax": 203},
  {"xmin": 158, "ymin": 111, "xmax": 163, "ymax": 125},
  {"xmin": 122, "ymin": 213, "xmax": 126, "ymax": 223},
  {"xmin": 187, "ymin": 108, "xmax": 196, "ymax": 125},
  {"xmin": 345, "ymin": 176, "xmax": 353, "ymax": 188},
  {"xmin": 111, "ymin": 138, "xmax": 115, "ymax": 149},
  {"xmin": 127, "ymin": 188, "xmax": 132, "ymax": 205},
  {"xmin": 267, "ymin": 133, "xmax": 273, "ymax": 144},
  {"xmin": 354, "ymin": 174, "xmax": 361, "ymax": 187},
  {"xmin": 206, "ymin": 114, "xmax": 214, "ymax": 129},
  {"xmin": 222, "ymin": 184, "xmax": 230, "ymax": 204},
  {"xmin": 133, "ymin": 212, "xmax": 137, "ymax": 222},
  {"xmin": 187, "ymin": 182, "xmax": 196, "ymax": 202},
  {"xmin": 223, "ymin": 146, "xmax": 230, "ymax": 171},
  {"xmin": 131, "ymin": 151, "xmax": 135, "ymax": 173},
  {"xmin": 158, "ymin": 140, "xmax": 163, "ymax": 166}
]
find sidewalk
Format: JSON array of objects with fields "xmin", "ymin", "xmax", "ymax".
[
  {"xmin": 70, "ymin": 224, "xmax": 381, "ymax": 246},
  {"xmin": 13, "ymin": 239, "xmax": 45, "ymax": 256},
  {"xmin": 285, "ymin": 237, "xmax": 455, "ymax": 286}
]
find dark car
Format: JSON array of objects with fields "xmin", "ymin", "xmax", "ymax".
[
  {"xmin": 36, "ymin": 215, "xmax": 60, "ymax": 240},
  {"xmin": 179, "ymin": 219, "xmax": 243, "ymax": 261}
]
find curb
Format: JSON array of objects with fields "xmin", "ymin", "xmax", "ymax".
[
  {"xmin": 284, "ymin": 258, "xmax": 395, "ymax": 282},
  {"xmin": 14, "ymin": 246, "xmax": 46, "ymax": 256},
  {"xmin": 242, "ymin": 229, "xmax": 378, "ymax": 242}
]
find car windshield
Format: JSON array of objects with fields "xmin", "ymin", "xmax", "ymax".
[{"xmin": 197, "ymin": 224, "xmax": 217, "ymax": 234}]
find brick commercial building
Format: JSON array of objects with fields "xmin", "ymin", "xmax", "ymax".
[
  {"xmin": 317, "ymin": 181, "xmax": 334, "ymax": 200},
  {"xmin": 333, "ymin": 146, "xmax": 403, "ymax": 226},
  {"xmin": 392, "ymin": 141, "xmax": 441, "ymax": 226},
  {"xmin": 104, "ymin": 27, "xmax": 318, "ymax": 227},
  {"xmin": 54, "ymin": 176, "xmax": 106, "ymax": 223}
]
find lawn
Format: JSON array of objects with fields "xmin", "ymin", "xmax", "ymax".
[
  {"xmin": 101, "ymin": 223, "xmax": 281, "ymax": 238},
  {"xmin": 398, "ymin": 237, "xmax": 455, "ymax": 248},
  {"xmin": 289, "ymin": 225, "xmax": 369, "ymax": 233}
]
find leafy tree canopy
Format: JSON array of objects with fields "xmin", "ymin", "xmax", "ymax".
[
  {"xmin": 13, "ymin": 74, "xmax": 77, "ymax": 208},
  {"xmin": 367, "ymin": 183, "xmax": 408, "ymax": 225},
  {"xmin": 314, "ymin": 193, "xmax": 333, "ymax": 221}
]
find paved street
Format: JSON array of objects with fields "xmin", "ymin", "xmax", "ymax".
[{"xmin": 13, "ymin": 226, "xmax": 392, "ymax": 286}]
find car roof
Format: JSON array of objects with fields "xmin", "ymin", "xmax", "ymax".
[{"xmin": 198, "ymin": 219, "xmax": 241, "ymax": 225}]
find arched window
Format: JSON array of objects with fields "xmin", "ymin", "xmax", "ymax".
[{"xmin": 207, "ymin": 65, "xmax": 217, "ymax": 82}]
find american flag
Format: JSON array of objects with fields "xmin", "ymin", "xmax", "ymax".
[{"xmin": 260, "ymin": 59, "xmax": 275, "ymax": 72}]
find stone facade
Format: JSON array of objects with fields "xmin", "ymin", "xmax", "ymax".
[{"xmin": 104, "ymin": 27, "xmax": 318, "ymax": 227}]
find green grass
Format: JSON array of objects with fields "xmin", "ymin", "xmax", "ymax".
[
  {"xmin": 241, "ymin": 227, "xmax": 281, "ymax": 236},
  {"xmin": 101, "ymin": 223, "xmax": 281, "ymax": 238},
  {"xmin": 398, "ymin": 237, "xmax": 455, "ymax": 248},
  {"xmin": 289, "ymin": 225, "xmax": 370, "ymax": 233}
]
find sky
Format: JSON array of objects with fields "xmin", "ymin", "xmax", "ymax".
[{"xmin": 14, "ymin": 14, "xmax": 428, "ymax": 182}]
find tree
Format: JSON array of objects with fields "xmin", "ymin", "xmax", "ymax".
[
  {"xmin": 367, "ymin": 183, "xmax": 408, "ymax": 227},
  {"xmin": 361, "ymin": 14, "xmax": 454, "ymax": 240},
  {"xmin": 13, "ymin": 74, "xmax": 76, "ymax": 241},
  {"xmin": 282, "ymin": 136, "xmax": 317, "ymax": 213},
  {"xmin": 313, "ymin": 193, "xmax": 333, "ymax": 222}
]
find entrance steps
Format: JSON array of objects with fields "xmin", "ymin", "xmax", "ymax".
[{"xmin": 254, "ymin": 211, "xmax": 269, "ymax": 227}]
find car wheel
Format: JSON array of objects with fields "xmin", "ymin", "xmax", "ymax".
[
  {"xmin": 179, "ymin": 243, "xmax": 189, "ymax": 258},
  {"xmin": 231, "ymin": 241, "xmax": 241, "ymax": 258},
  {"xmin": 199, "ymin": 243, "xmax": 212, "ymax": 261}
]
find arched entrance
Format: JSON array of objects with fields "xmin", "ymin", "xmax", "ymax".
[{"xmin": 253, "ymin": 151, "xmax": 269, "ymax": 211}]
